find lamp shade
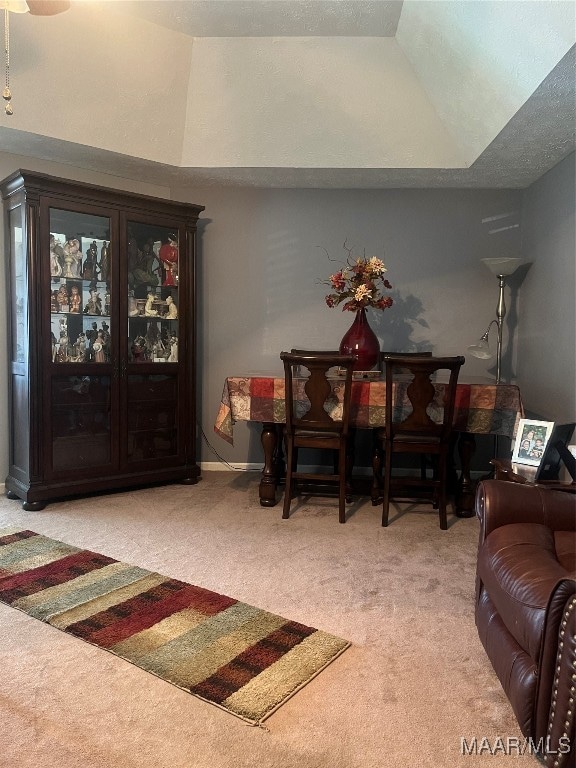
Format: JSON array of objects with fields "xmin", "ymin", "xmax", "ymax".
[
  {"xmin": 467, "ymin": 338, "xmax": 492, "ymax": 360},
  {"xmin": 481, "ymin": 257, "xmax": 522, "ymax": 277},
  {"xmin": 1, "ymin": 1, "xmax": 29, "ymax": 12}
]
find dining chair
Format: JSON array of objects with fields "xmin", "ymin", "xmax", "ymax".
[
  {"xmin": 280, "ymin": 351, "xmax": 356, "ymax": 523},
  {"xmin": 371, "ymin": 351, "xmax": 433, "ymax": 501},
  {"xmin": 374, "ymin": 354, "xmax": 465, "ymax": 529}
]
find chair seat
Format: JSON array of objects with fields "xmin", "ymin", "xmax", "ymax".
[
  {"xmin": 390, "ymin": 434, "xmax": 442, "ymax": 448},
  {"xmin": 294, "ymin": 429, "xmax": 341, "ymax": 440}
]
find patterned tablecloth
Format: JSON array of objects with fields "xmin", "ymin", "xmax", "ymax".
[{"xmin": 214, "ymin": 376, "xmax": 524, "ymax": 445}]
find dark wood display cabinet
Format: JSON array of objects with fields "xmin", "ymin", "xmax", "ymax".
[{"xmin": 1, "ymin": 170, "xmax": 204, "ymax": 510}]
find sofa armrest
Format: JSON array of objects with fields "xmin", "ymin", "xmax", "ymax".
[
  {"xmin": 537, "ymin": 587, "xmax": 576, "ymax": 768},
  {"xmin": 476, "ymin": 480, "xmax": 576, "ymax": 543}
]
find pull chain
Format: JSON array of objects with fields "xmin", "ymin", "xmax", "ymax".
[{"xmin": 3, "ymin": 7, "xmax": 13, "ymax": 115}]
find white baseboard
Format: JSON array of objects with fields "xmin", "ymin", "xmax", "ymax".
[
  {"xmin": 199, "ymin": 462, "xmax": 488, "ymax": 481},
  {"xmin": 200, "ymin": 461, "xmax": 366, "ymax": 473},
  {"xmin": 200, "ymin": 461, "xmax": 263, "ymax": 472}
]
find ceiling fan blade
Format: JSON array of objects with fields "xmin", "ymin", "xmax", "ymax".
[{"xmin": 26, "ymin": 0, "xmax": 70, "ymax": 15}]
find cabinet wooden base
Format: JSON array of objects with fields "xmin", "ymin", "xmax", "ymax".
[
  {"xmin": 22, "ymin": 501, "xmax": 47, "ymax": 511},
  {"xmin": 4, "ymin": 467, "xmax": 201, "ymax": 510}
]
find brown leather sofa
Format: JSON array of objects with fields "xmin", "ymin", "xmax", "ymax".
[{"xmin": 475, "ymin": 480, "xmax": 575, "ymax": 767}]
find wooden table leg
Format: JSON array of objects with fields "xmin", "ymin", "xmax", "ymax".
[
  {"xmin": 259, "ymin": 422, "xmax": 282, "ymax": 507},
  {"xmin": 456, "ymin": 431, "xmax": 476, "ymax": 517}
]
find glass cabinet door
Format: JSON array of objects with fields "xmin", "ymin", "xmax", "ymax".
[
  {"xmin": 47, "ymin": 207, "xmax": 114, "ymax": 474},
  {"xmin": 126, "ymin": 221, "xmax": 179, "ymax": 364},
  {"xmin": 8, "ymin": 205, "xmax": 26, "ymax": 364},
  {"xmin": 49, "ymin": 209, "xmax": 112, "ymax": 365},
  {"xmin": 126, "ymin": 373, "xmax": 178, "ymax": 462},
  {"xmin": 51, "ymin": 374, "xmax": 112, "ymax": 471},
  {"xmin": 125, "ymin": 220, "xmax": 182, "ymax": 464}
]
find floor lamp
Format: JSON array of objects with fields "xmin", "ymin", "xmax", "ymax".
[
  {"xmin": 467, "ymin": 257, "xmax": 522, "ymax": 384},
  {"xmin": 467, "ymin": 257, "xmax": 522, "ymax": 457}
]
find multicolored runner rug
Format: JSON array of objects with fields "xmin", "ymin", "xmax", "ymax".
[{"xmin": 0, "ymin": 528, "xmax": 350, "ymax": 724}]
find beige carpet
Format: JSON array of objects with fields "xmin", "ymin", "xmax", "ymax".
[{"xmin": 0, "ymin": 471, "xmax": 533, "ymax": 767}]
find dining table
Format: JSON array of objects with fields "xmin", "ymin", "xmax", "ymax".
[{"xmin": 214, "ymin": 373, "xmax": 524, "ymax": 516}]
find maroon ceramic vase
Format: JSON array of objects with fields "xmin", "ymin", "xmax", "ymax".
[{"xmin": 339, "ymin": 307, "xmax": 380, "ymax": 370}]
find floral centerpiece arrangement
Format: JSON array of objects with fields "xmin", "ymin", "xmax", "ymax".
[
  {"xmin": 320, "ymin": 242, "xmax": 394, "ymax": 370},
  {"xmin": 323, "ymin": 243, "xmax": 394, "ymax": 312}
]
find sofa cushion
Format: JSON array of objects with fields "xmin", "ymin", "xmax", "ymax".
[{"xmin": 477, "ymin": 523, "xmax": 573, "ymax": 661}]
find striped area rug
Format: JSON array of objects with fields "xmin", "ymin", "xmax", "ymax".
[{"xmin": 0, "ymin": 528, "xmax": 350, "ymax": 724}]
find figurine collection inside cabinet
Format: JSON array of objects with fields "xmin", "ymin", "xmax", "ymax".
[
  {"xmin": 126, "ymin": 224, "xmax": 180, "ymax": 363},
  {"xmin": 49, "ymin": 210, "xmax": 112, "ymax": 364},
  {"xmin": 49, "ymin": 217, "xmax": 181, "ymax": 365}
]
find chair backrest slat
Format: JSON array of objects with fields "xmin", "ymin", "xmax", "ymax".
[
  {"xmin": 280, "ymin": 352, "xmax": 356, "ymax": 435},
  {"xmin": 382, "ymin": 354, "xmax": 465, "ymax": 440}
]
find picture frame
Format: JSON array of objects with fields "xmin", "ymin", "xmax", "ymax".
[
  {"xmin": 534, "ymin": 422, "xmax": 576, "ymax": 482},
  {"xmin": 512, "ymin": 418, "xmax": 555, "ymax": 466}
]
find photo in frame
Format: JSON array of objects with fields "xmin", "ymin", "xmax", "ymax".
[{"xmin": 512, "ymin": 418, "xmax": 555, "ymax": 466}]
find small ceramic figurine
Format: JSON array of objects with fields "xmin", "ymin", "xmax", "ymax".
[
  {"xmin": 164, "ymin": 294, "xmax": 178, "ymax": 319},
  {"xmin": 63, "ymin": 238, "xmax": 82, "ymax": 278},
  {"xmin": 92, "ymin": 331, "xmax": 106, "ymax": 363},
  {"xmin": 151, "ymin": 336, "xmax": 166, "ymax": 362},
  {"xmin": 132, "ymin": 335, "xmax": 147, "ymax": 362},
  {"xmin": 128, "ymin": 290, "xmax": 140, "ymax": 316},
  {"xmin": 84, "ymin": 287, "xmax": 102, "ymax": 315},
  {"xmin": 56, "ymin": 284, "xmax": 69, "ymax": 312},
  {"xmin": 69, "ymin": 284, "xmax": 81, "ymax": 313},
  {"xmin": 144, "ymin": 292, "xmax": 158, "ymax": 316},
  {"xmin": 50, "ymin": 234, "xmax": 64, "ymax": 277},
  {"xmin": 168, "ymin": 334, "xmax": 178, "ymax": 362},
  {"xmin": 86, "ymin": 321, "xmax": 98, "ymax": 352},
  {"xmin": 136, "ymin": 239, "xmax": 160, "ymax": 287},
  {"xmin": 100, "ymin": 241, "xmax": 110, "ymax": 282},
  {"xmin": 56, "ymin": 335, "xmax": 71, "ymax": 363},
  {"xmin": 82, "ymin": 241, "xmax": 100, "ymax": 281},
  {"xmin": 74, "ymin": 332, "xmax": 87, "ymax": 362},
  {"xmin": 159, "ymin": 233, "xmax": 178, "ymax": 287},
  {"xmin": 127, "ymin": 236, "xmax": 159, "ymax": 289}
]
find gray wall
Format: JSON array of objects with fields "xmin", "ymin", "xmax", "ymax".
[
  {"xmin": 0, "ymin": 150, "xmax": 573, "ymax": 482},
  {"xmin": 175, "ymin": 185, "xmax": 525, "ymax": 469},
  {"xmin": 517, "ymin": 152, "xmax": 576, "ymax": 422}
]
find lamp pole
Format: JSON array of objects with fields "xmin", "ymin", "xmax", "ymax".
[
  {"xmin": 468, "ymin": 257, "xmax": 525, "ymax": 460},
  {"xmin": 494, "ymin": 274, "xmax": 507, "ymax": 385}
]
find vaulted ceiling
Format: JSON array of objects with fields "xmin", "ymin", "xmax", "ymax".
[{"xmin": 0, "ymin": 0, "xmax": 574, "ymax": 188}]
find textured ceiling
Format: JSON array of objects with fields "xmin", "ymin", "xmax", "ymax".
[
  {"xmin": 111, "ymin": 0, "xmax": 404, "ymax": 37},
  {"xmin": 0, "ymin": 0, "xmax": 574, "ymax": 189}
]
